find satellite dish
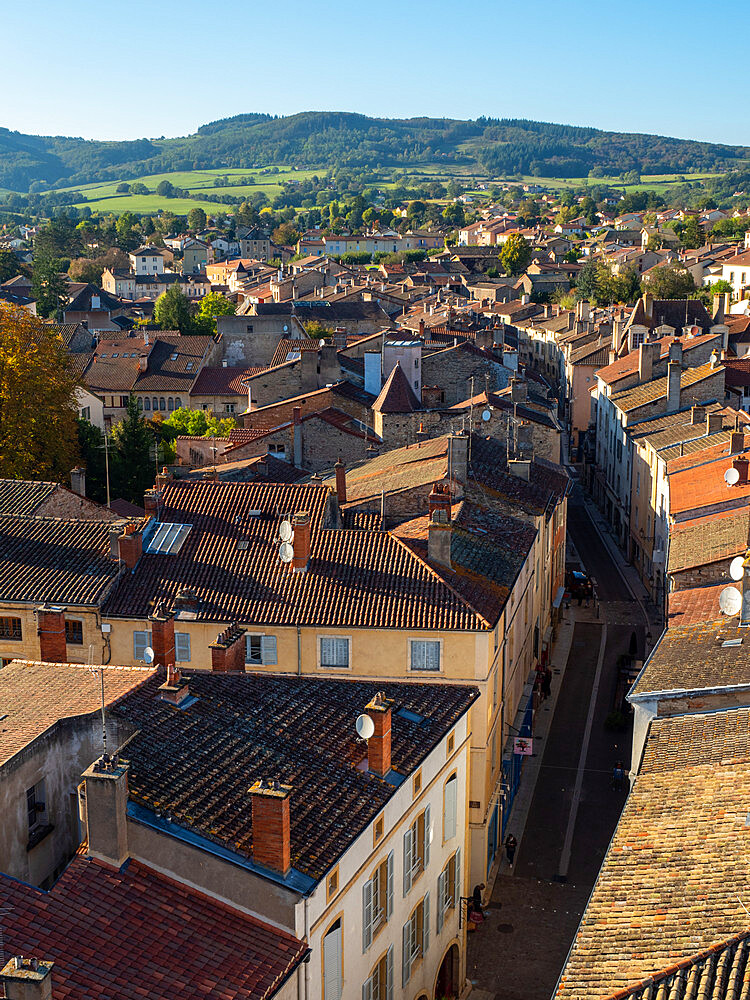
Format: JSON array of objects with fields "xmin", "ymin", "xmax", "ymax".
[
  {"xmin": 283, "ymin": 324, "xmax": 289, "ymax": 332},
  {"xmin": 482, "ymin": 409, "xmax": 491, "ymax": 422},
  {"xmin": 143, "ymin": 646, "xmax": 155, "ymax": 664},
  {"xmin": 726, "ymin": 466, "xmax": 740, "ymax": 487},
  {"xmin": 279, "ymin": 541, "xmax": 294, "ymax": 564},
  {"xmin": 356, "ymin": 714, "xmax": 375, "ymax": 740},
  {"xmin": 279, "ymin": 520, "xmax": 294, "ymax": 543},
  {"xmin": 719, "ymin": 586, "xmax": 742, "ymax": 617},
  {"xmin": 730, "ymin": 556, "xmax": 746, "ymax": 581}
]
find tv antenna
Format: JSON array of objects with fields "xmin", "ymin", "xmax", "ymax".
[{"xmin": 87, "ymin": 655, "xmax": 108, "ymax": 753}]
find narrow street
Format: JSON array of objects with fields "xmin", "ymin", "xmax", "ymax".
[{"xmin": 467, "ymin": 484, "xmax": 638, "ymax": 1000}]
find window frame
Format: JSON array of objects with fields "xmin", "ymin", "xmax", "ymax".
[
  {"xmin": 245, "ymin": 633, "xmax": 278, "ymax": 666},
  {"xmin": 65, "ymin": 619, "xmax": 84, "ymax": 646},
  {"xmin": 318, "ymin": 635, "xmax": 351, "ymax": 670},
  {"xmin": 409, "ymin": 638, "xmax": 442, "ymax": 673},
  {"xmin": 0, "ymin": 616, "xmax": 22, "ymax": 641}
]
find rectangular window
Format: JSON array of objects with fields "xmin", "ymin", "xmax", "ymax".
[
  {"xmin": 133, "ymin": 630, "xmax": 152, "ymax": 662},
  {"xmin": 362, "ymin": 851, "xmax": 394, "ymax": 951},
  {"xmin": 0, "ymin": 617, "xmax": 22, "ymax": 641},
  {"xmin": 65, "ymin": 620, "xmax": 83, "ymax": 645},
  {"xmin": 175, "ymin": 632, "xmax": 191, "ymax": 663},
  {"xmin": 320, "ymin": 636, "xmax": 350, "ymax": 669},
  {"xmin": 403, "ymin": 805, "xmax": 431, "ymax": 895},
  {"xmin": 26, "ymin": 780, "xmax": 47, "ymax": 834},
  {"xmin": 409, "ymin": 639, "xmax": 441, "ymax": 672},
  {"xmin": 437, "ymin": 848, "xmax": 461, "ymax": 933},
  {"xmin": 401, "ymin": 894, "xmax": 430, "ymax": 986},
  {"xmin": 245, "ymin": 634, "xmax": 277, "ymax": 665},
  {"xmin": 443, "ymin": 776, "xmax": 457, "ymax": 841},
  {"xmin": 362, "ymin": 947, "xmax": 394, "ymax": 1000}
]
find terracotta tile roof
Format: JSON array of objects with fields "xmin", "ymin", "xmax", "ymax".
[
  {"xmin": 269, "ymin": 338, "xmax": 321, "ymax": 367},
  {"xmin": 0, "ymin": 660, "xmax": 155, "ymax": 766},
  {"xmin": 111, "ymin": 672, "xmax": 479, "ymax": 882},
  {"xmin": 102, "ymin": 480, "xmax": 488, "ymax": 629},
  {"xmin": 372, "ymin": 362, "xmax": 423, "ymax": 413},
  {"xmin": 667, "ymin": 508, "xmax": 750, "ymax": 574},
  {"xmin": 109, "ymin": 498, "xmax": 146, "ymax": 517},
  {"xmin": 0, "ymin": 480, "xmax": 57, "ymax": 515},
  {"xmin": 190, "ymin": 366, "xmax": 264, "ymax": 396},
  {"xmin": 132, "ymin": 335, "xmax": 213, "ymax": 393},
  {"xmin": 611, "ymin": 361, "xmax": 721, "ymax": 414},
  {"xmin": 0, "ymin": 853, "xmax": 307, "ymax": 1000},
  {"xmin": 669, "ymin": 444, "xmax": 750, "ymax": 516},
  {"xmin": 667, "ymin": 432, "xmax": 750, "ymax": 474},
  {"xmin": 0, "ymin": 515, "xmax": 124, "ymax": 605},
  {"xmin": 667, "ymin": 582, "xmax": 726, "ymax": 627},
  {"xmin": 556, "ymin": 707, "xmax": 750, "ymax": 999},
  {"xmin": 180, "ymin": 454, "xmax": 306, "ymax": 485},
  {"xmin": 724, "ymin": 356, "xmax": 750, "ymax": 387},
  {"xmin": 597, "ymin": 336, "xmax": 716, "ymax": 387}
]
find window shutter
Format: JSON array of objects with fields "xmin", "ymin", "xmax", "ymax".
[
  {"xmin": 454, "ymin": 847, "xmax": 461, "ymax": 910},
  {"xmin": 175, "ymin": 633, "xmax": 191, "ymax": 663},
  {"xmin": 385, "ymin": 945, "xmax": 394, "ymax": 1000},
  {"xmin": 411, "ymin": 641, "xmax": 424, "ymax": 670},
  {"xmin": 335, "ymin": 637, "xmax": 349, "ymax": 666},
  {"xmin": 386, "ymin": 851, "xmax": 394, "ymax": 918},
  {"xmin": 402, "ymin": 922, "xmax": 410, "ymax": 988},
  {"xmin": 362, "ymin": 878, "xmax": 374, "ymax": 953},
  {"xmin": 424, "ymin": 805, "xmax": 431, "ymax": 870},
  {"xmin": 426, "ymin": 641, "xmax": 440, "ymax": 670},
  {"xmin": 423, "ymin": 892, "xmax": 430, "ymax": 956},
  {"xmin": 323, "ymin": 926, "xmax": 342, "ymax": 1000},
  {"xmin": 437, "ymin": 870, "xmax": 447, "ymax": 933},
  {"xmin": 261, "ymin": 635, "xmax": 277, "ymax": 665},
  {"xmin": 321, "ymin": 637, "xmax": 332, "ymax": 665},
  {"xmin": 362, "ymin": 980, "xmax": 372, "ymax": 1000},
  {"xmin": 403, "ymin": 828, "xmax": 413, "ymax": 896},
  {"xmin": 444, "ymin": 776, "xmax": 457, "ymax": 841},
  {"xmin": 133, "ymin": 631, "xmax": 151, "ymax": 661}
]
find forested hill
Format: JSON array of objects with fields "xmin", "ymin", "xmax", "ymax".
[{"xmin": 1, "ymin": 111, "xmax": 748, "ymax": 192}]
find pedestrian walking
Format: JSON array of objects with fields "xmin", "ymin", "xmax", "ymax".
[
  {"xmin": 504, "ymin": 833, "xmax": 517, "ymax": 868},
  {"xmin": 612, "ymin": 762, "xmax": 624, "ymax": 792},
  {"xmin": 541, "ymin": 668, "xmax": 552, "ymax": 701},
  {"xmin": 471, "ymin": 882, "xmax": 487, "ymax": 919}
]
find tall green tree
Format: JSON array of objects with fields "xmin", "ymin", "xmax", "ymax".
[
  {"xmin": 32, "ymin": 251, "xmax": 68, "ymax": 318},
  {"xmin": 0, "ymin": 248, "xmax": 21, "ymax": 282},
  {"xmin": 110, "ymin": 397, "xmax": 154, "ymax": 504},
  {"xmin": 153, "ymin": 283, "xmax": 192, "ymax": 333},
  {"xmin": 193, "ymin": 292, "xmax": 235, "ymax": 335},
  {"xmin": 187, "ymin": 207, "xmax": 207, "ymax": 231},
  {"xmin": 499, "ymin": 233, "xmax": 532, "ymax": 276},
  {"xmin": 77, "ymin": 418, "xmax": 108, "ymax": 504},
  {"xmin": 646, "ymin": 264, "xmax": 696, "ymax": 299}
]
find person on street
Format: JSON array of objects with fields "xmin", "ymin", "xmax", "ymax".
[
  {"xmin": 471, "ymin": 882, "xmax": 486, "ymax": 918},
  {"xmin": 612, "ymin": 762, "xmax": 624, "ymax": 791},
  {"xmin": 504, "ymin": 833, "xmax": 517, "ymax": 868},
  {"xmin": 541, "ymin": 668, "xmax": 552, "ymax": 701}
]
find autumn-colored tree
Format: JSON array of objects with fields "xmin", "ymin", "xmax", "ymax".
[
  {"xmin": 0, "ymin": 304, "xmax": 80, "ymax": 479},
  {"xmin": 499, "ymin": 233, "xmax": 532, "ymax": 276}
]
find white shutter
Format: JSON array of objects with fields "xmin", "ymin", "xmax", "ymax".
[
  {"xmin": 175, "ymin": 633, "xmax": 191, "ymax": 663},
  {"xmin": 454, "ymin": 847, "xmax": 461, "ymax": 910},
  {"xmin": 426, "ymin": 640, "xmax": 441, "ymax": 670},
  {"xmin": 444, "ymin": 776, "xmax": 457, "ymax": 841},
  {"xmin": 261, "ymin": 635, "xmax": 277, "ymax": 665},
  {"xmin": 424, "ymin": 805, "xmax": 431, "ymax": 870},
  {"xmin": 386, "ymin": 851, "xmax": 394, "ymax": 918},
  {"xmin": 335, "ymin": 638, "xmax": 349, "ymax": 666},
  {"xmin": 423, "ymin": 892, "xmax": 430, "ymax": 956},
  {"xmin": 385, "ymin": 945, "xmax": 394, "ymax": 1000},
  {"xmin": 133, "ymin": 630, "xmax": 151, "ymax": 661},
  {"xmin": 403, "ymin": 827, "xmax": 413, "ymax": 896},
  {"xmin": 402, "ymin": 921, "xmax": 410, "ymax": 987},
  {"xmin": 437, "ymin": 870, "xmax": 447, "ymax": 933},
  {"xmin": 410, "ymin": 641, "xmax": 423, "ymax": 671},
  {"xmin": 362, "ymin": 979, "xmax": 373, "ymax": 1000},
  {"xmin": 324, "ymin": 925, "xmax": 342, "ymax": 1000},
  {"xmin": 362, "ymin": 878, "xmax": 374, "ymax": 953}
]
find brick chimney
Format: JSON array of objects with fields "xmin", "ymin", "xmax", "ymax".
[
  {"xmin": 0, "ymin": 957, "xmax": 54, "ymax": 1000},
  {"xmin": 428, "ymin": 509, "xmax": 452, "ymax": 569},
  {"xmin": 149, "ymin": 603, "xmax": 175, "ymax": 670},
  {"xmin": 428, "ymin": 482, "xmax": 452, "ymax": 520},
  {"xmin": 691, "ymin": 404, "xmax": 706, "ymax": 425},
  {"xmin": 666, "ymin": 360, "xmax": 681, "ymax": 414},
  {"xmin": 291, "ymin": 511, "xmax": 311, "ymax": 572},
  {"xmin": 733, "ymin": 455, "xmax": 750, "ymax": 486},
  {"xmin": 707, "ymin": 411, "xmax": 723, "ymax": 435},
  {"xmin": 118, "ymin": 523, "xmax": 143, "ymax": 570},
  {"xmin": 730, "ymin": 431, "xmax": 745, "ymax": 455},
  {"xmin": 143, "ymin": 488, "xmax": 161, "ymax": 519},
  {"xmin": 249, "ymin": 779, "xmax": 292, "ymax": 876},
  {"xmin": 365, "ymin": 691, "xmax": 393, "ymax": 777},
  {"xmin": 70, "ymin": 466, "xmax": 86, "ymax": 498},
  {"xmin": 335, "ymin": 459, "xmax": 347, "ymax": 505},
  {"xmin": 157, "ymin": 664, "xmax": 191, "ymax": 707},
  {"xmin": 80, "ymin": 754, "xmax": 130, "ymax": 868},
  {"xmin": 37, "ymin": 605, "xmax": 67, "ymax": 663},
  {"xmin": 210, "ymin": 624, "xmax": 247, "ymax": 673}
]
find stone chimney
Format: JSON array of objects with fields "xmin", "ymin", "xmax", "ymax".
[
  {"xmin": 643, "ymin": 292, "xmax": 654, "ymax": 320},
  {"xmin": 249, "ymin": 779, "xmax": 292, "ymax": 876},
  {"xmin": 118, "ymin": 523, "xmax": 143, "ymax": 570},
  {"xmin": 143, "ymin": 488, "xmax": 161, "ymax": 519},
  {"xmin": 210, "ymin": 624, "xmax": 247, "ymax": 673},
  {"xmin": 149, "ymin": 603, "xmax": 175, "ymax": 670},
  {"xmin": 733, "ymin": 455, "xmax": 750, "ymax": 486},
  {"xmin": 668, "ymin": 340, "xmax": 683, "ymax": 364},
  {"xmin": 730, "ymin": 431, "xmax": 745, "ymax": 455},
  {"xmin": 638, "ymin": 343, "xmax": 654, "ymax": 383},
  {"xmin": 428, "ymin": 509, "xmax": 452, "ymax": 569},
  {"xmin": 666, "ymin": 361, "xmax": 681, "ymax": 414},
  {"xmin": 80, "ymin": 754, "xmax": 130, "ymax": 868},
  {"xmin": 447, "ymin": 431, "xmax": 469, "ymax": 483},
  {"xmin": 0, "ymin": 957, "xmax": 54, "ymax": 1000},
  {"xmin": 691, "ymin": 405, "xmax": 706, "ymax": 425},
  {"xmin": 707, "ymin": 411, "xmax": 723, "ymax": 435},
  {"xmin": 37, "ymin": 605, "xmax": 67, "ymax": 663},
  {"xmin": 365, "ymin": 691, "xmax": 393, "ymax": 777},
  {"xmin": 335, "ymin": 459, "xmax": 347, "ymax": 505},
  {"xmin": 510, "ymin": 377, "xmax": 527, "ymax": 403},
  {"xmin": 70, "ymin": 466, "xmax": 86, "ymax": 498},
  {"xmin": 291, "ymin": 511, "xmax": 311, "ymax": 572}
]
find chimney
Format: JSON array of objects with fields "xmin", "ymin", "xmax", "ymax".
[
  {"xmin": 638, "ymin": 343, "xmax": 653, "ymax": 383},
  {"xmin": 510, "ymin": 377, "xmax": 527, "ymax": 403},
  {"xmin": 668, "ymin": 340, "xmax": 683, "ymax": 364},
  {"xmin": 138, "ymin": 355, "xmax": 148, "ymax": 373},
  {"xmin": 293, "ymin": 406, "xmax": 303, "ymax": 467},
  {"xmin": 666, "ymin": 360, "xmax": 681, "ymax": 414},
  {"xmin": 210, "ymin": 623, "xmax": 247, "ymax": 673},
  {"xmin": 447, "ymin": 431, "xmax": 469, "ymax": 483},
  {"xmin": 365, "ymin": 691, "xmax": 393, "ymax": 777},
  {"xmin": 80, "ymin": 754, "xmax": 130, "ymax": 868},
  {"xmin": 707, "ymin": 411, "xmax": 723, "ymax": 435},
  {"xmin": 643, "ymin": 292, "xmax": 654, "ymax": 319},
  {"xmin": 691, "ymin": 404, "xmax": 706, "ymax": 425},
  {"xmin": 419, "ymin": 317, "xmax": 425, "ymax": 338},
  {"xmin": 157, "ymin": 663, "xmax": 192, "ymax": 706},
  {"xmin": 0, "ymin": 957, "xmax": 54, "ymax": 1000},
  {"xmin": 143, "ymin": 488, "xmax": 161, "ymax": 519},
  {"xmin": 36, "ymin": 604, "xmax": 67, "ymax": 663},
  {"xmin": 249, "ymin": 779, "xmax": 292, "ymax": 875},
  {"xmin": 118, "ymin": 523, "xmax": 142, "ymax": 570},
  {"xmin": 508, "ymin": 459, "xmax": 531, "ymax": 480},
  {"xmin": 149, "ymin": 603, "xmax": 175, "ymax": 670},
  {"xmin": 291, "ymin": 511, "xmax": 311, "ymax": 572},
  {"xmin": 733, "ymin": 455, "xmax": 750, "ymax": 486},
  {"xmin": 428, "ymin": 509, "xmax": 452, "ymax": 568},
  {"xmin": 334, "ymin": 459, "xmax": 347, "ymax": 505},
  {"xmin": 730, "ymin": 431, "xmax": 745, "ymax": 455},
  {"xmin": 428, "ymin": 482, "xmax": 452, "ymax": 520},
  {"xmin": 70, "ymin": 466, "xmax": 86, "ymax": 498}
]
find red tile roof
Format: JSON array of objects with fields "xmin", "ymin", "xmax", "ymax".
[
  {"xmin": 0, "ymin": 853, "xmax": 307, "ymax": 1000},
  {"xmin": 669, "ymin": 443, "xmax": 750, "ymax": 516},
  {"xmin": 595, "ymin": 335, "xmax": 717, "ymax": 387},
  {"xmin": 372, "ymin": 362, "xmax": 423, "ymax": 413},
  {"xmin": 190, "ymin": 366, "xmax": 264, "ymax": 396},
  {"xmin": 667, "ymin": 582, "xmax": 726, "ymax": 627}
]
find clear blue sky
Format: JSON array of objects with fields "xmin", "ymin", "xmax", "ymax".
[{"xmin": 4, "ymin": 0, "xmax": 748, "ymax": 146}]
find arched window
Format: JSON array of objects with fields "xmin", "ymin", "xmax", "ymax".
[
  {"xmin": 137, "ymin": 397, "xmax": 143, "ymax": 411},
  {"xmin": 144, "ymin": 397, "xmax": 151, "ymax": 411},
  {"xmin": 159, "ymin": 398, "xmax": 166, "ymax": 411},
  {"xmin": 168, "ymin": 397, "xmax": 174, "ymax": 411},
  {"xmin": 152, "ymin": 397, "xmax": 158, "ymax": 411},
  {"xmin": 174, "ymin": 397, "xmax": 182, "ymax": 409}
]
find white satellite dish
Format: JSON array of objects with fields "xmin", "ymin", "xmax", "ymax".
[
  {"xmin": 143, "ymin": 646, "xmax": 155, "ymax": 664},
  {"xmin": 730, "ymin": 556, "xmax": 746, "ymax": 582},
  {"xmin": 356, "ymin": 714, "xmax": 375, "ymax": 740},
  {"xmin": 726, "ymin": 466, "xmax": 740, "ymax": 487},
  {"xmin": 283, "ymin": 324, "xmax": 289, "ymax": 332},
  {"xmin": 279, "ymin": 520, "xmax": 294, "ymax": 543},
  {"xmin": 279, "ymin": 541, "xmax": 294, "ymax": 564},
  {"xmin": 319, "ymin": 338, "xmax": 326, "ymax": 348},
  {"xmin": 719, "ymin": 586, "xmax": 742, "ymax": 617},
  {"xmin": 482, "ymin": 409, "xmax": 491, "ymax": 422}
]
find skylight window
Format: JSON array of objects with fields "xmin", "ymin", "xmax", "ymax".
[
  {"xmin": 145, "ymin": 522, "xmax": 192, "ymax": 555},
  {"xmin": 112, "ymin": 353, "xmax": 119, "ymax": 358},
  {"xmin": 171, "ymin": 353, "xmax": 178, "ymax": 361},
  {"xmin": 186, "ymin": 362, "xmax": 194, "ymax": 370}
]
